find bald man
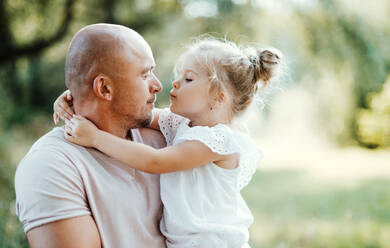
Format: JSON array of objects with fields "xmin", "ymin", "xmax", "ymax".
[{"xmin": 15, "ymin": 24, "xmax": 166, "ymax": 247}]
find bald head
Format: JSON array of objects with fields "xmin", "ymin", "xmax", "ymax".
[
  {"xmin": 64, "ymin": 23, "xmax": 161, "ymax": 137},
  {"xmin": 65, "ymin": 23, "xmax": 150, "ymax": 100}
]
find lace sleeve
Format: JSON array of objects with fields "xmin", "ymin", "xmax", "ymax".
[
  {"xmin": 175, "ymin": 124, "xmax": 241, "ymax": 155},
  {"xmin": 158, "ymin": 108, "xmax": 189, "ymax": 146},
  {"xmin": 236, "ymin": 134, "xmax": 263, "ymax": 190},
  {"xmin": 175, "ymin": 124, "xmax": 262, "ymax": 190}
]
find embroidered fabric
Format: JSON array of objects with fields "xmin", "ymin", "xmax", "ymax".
[
  {"xmin": 235, "ymin": 135, "xmax": 263, "ymax": 190},
  {"xmin": 158, "ymin": 108, "xmax": 189, "ymax": 146},
  {"xmin": 158, "ymin": 108, "xmax": 262, "ymax": 190},
  {"xmin": 175, "ymin": 125, "xmax": 241, "ymax": 155}
]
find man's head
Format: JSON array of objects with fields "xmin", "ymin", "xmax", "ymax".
[{"xmin": 65, "ymin": 23, "xmax": 162, "ymax": 137}]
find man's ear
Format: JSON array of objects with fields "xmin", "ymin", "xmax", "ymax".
[{"xmin": 92, "ymin": 74, "xmax": 113, "ymax": 101}]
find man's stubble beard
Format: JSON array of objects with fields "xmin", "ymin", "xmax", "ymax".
[
  {"xmin": 112, "ymin": 104, "xmax": 153, "ymax": 131},
  {"xmin": 133, "ymin": 111, "xmax": 153, "ymax": 128}
]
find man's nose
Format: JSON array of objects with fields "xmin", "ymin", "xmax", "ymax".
[
  {"xmin": 150, "ymin": 74, "xmax": 162, "ymax": 93},
  {"xmin": 172, "ymin": 79, "xmax": 179, "ymax": 89}
]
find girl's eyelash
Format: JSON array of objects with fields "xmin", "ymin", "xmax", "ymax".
[{"xmin": 185, "ymin": 78, "xmax": 192, "ymax": 82}]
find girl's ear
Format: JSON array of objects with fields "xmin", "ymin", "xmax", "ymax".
[
  {"xmin": 211, "ymin": 91, "xmax": 230, "ymax": 111},
  {"xmin": 215, "ymin": 91, "xmax": 228, "ymax": 104},
  {"xmin": 92, "ymin": 74, "xmax": 113, "ymax": 101}
]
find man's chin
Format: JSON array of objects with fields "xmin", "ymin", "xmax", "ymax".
[
  {"xmin": 139, "ymin": 118, "xmax": 152, "ymax": 128},
  {"xmin": 134, "ymin": 113, "xmax": 153, "ymax": 128}
]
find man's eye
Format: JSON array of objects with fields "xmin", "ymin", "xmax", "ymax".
[{"xmin": 185, "ymin": 78, "xmax": 193, "ymax": 82}]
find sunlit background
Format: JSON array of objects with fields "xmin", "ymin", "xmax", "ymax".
[{"xmin": 1, "ymin": 0, "xmax": 389, "ymax": 247}]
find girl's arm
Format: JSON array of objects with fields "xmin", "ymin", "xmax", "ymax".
[{"xmin": 65, "ymin": 116, "xmax": 224, "ymax": 174}]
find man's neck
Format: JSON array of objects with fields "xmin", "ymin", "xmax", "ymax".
[
  {"xmin": 94, "ymin": 117, "xmax": 129, "ymax": 139},
  {"xmin": 75, "ymin": 102, "xmax": 129, "ymax": 139}
]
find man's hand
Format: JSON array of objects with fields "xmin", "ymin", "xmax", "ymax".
[{"xmin": 27, "ymin": 216, "xmax": 101, "ymax": 248}]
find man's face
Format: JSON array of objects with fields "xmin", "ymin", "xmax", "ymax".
[{"xmin": 111, "ymin": 42, "xmax": 162, "ymax": 130}]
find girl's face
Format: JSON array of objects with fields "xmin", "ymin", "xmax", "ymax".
[{"xmin": 169, "ymin": 56, "xmax": 212, "ymax": 120}]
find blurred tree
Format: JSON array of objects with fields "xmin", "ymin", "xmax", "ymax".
[
  {"xmin": 297, "ymin": 0, "xmax": 390, "ymax": 145},
  {"xmin": 0, "ymin": 0, "xmax": 388, "ymax": 141},
  {"xmin": 0, "ymin": 0, "xmax": 76, "ymax": 125},
  {"xmin": 357, "ymin": 76, "xmax": 390, "ymax": 147},
  {"xmin": 0, "ymin": 0, "xmax": 182, "ymax": 126},
  {"xmin": 0, "ymin": 0, "xmax": 76, "ymax": 64}
]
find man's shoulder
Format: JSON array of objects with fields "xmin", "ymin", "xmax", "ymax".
[
  {"xmin": 16, "ymin": 127, "xmax": 85, "ymax": 178},
  {"xmin": 14, "ymin": 127, "xmax": 91, "ymax": 233},
  {"xmin": 15, "ymin": 127, "xmax": 87, "ymax": 203},
  {"xmin": 24, "ymin": 127, "xmax": 85, "ymax": 158},
  {"xmin": 29, "ymin": 127, "xmax": 71, "ymax": 150}
]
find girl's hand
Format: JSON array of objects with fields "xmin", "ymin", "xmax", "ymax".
[
  {"xmin": 64, "ymin": 115, "xmax": 99, "ymax": 147},
  {"xmin": 53, "ymin": 89, "xmax": 74, "ymax": 125}
]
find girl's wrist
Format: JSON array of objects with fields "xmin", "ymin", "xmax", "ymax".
[{"xmin": 93, "ymin": 130, "xmax": 103, "ymax": 149}]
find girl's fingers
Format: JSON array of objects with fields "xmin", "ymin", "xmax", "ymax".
[
  {"xmin": 64, "ymin": 131, "xmax": 74, "ymax": 142},
  {"xmin": 54, "ymin": 103, "xmax": 73, "ymax": 121},
  {"xmin": 59, "ymin": 100, "xmax": 74, "ymax": 117},
  {"xmin": 67, "ymin": 118, "xmax": 76, "ymax": 127},
  {"xmin": 66, "ymin": 90, "xmax": 73, "ymax": 101},
  {"xmin": 62, "ymin": 111, "xmax": 72, "ymax": 121},
  {"xmin": 74, "ymin": 115, "xmax": 83, "ymax": 120},
  {"xmin": 70, "ymin": 117, "xmax": 78, "ymax": 125},
  {"xmin": 64, "ymin": 123, "xmax": 73, "ymax": 134},
  {"xmin": 53, "ymin": 104, "xmax": 60, "ymax": 115},
  {"xmin": 57, "ymin": 111, "xmax": 71, "ymax": 122},
  {"xmin": 61, "ymin": 102, "xmax": 73, "ymax": 116},
  {"xmin": 65, "ymin": 125, "xmax": 77, "ymax": 138}
]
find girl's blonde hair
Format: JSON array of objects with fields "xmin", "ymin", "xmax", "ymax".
[{"xmin": 175, "ymin": 37, "xmax": 282, "ymax": 120}]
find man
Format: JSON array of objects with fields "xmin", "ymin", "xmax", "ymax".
[{"xmin": 14, "ymin": 23, "xmax": 166, "ymax": 247}]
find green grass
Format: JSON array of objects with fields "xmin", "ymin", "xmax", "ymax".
[
  {"xmin": 2, "ymin": 166, "xmax": 390, "ymax": 247},
  {"xmin": 243, "ymin": 170, "xmax": 390, "ymax": 248}
]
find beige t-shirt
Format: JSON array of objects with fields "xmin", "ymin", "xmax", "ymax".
[{"xmin": 15, "ymin": 127, "xmax": 166, "ymax": 247}]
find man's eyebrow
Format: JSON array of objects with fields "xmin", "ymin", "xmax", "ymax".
[{"xmin": 141, "ymin": 65, "xmax": 155, "ymax": 74}]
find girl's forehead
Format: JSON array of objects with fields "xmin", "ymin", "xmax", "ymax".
[{"xmin": 181, "ymin": 55, "xmax": 205, "ymax": 74}]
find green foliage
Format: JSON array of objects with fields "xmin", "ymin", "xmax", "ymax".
[
  {"xmin": 1, "ymin": 0, "xmax": 389, "ymax": 143},
  {"xmin": 357, "ymin": 77, "xmax": 390, "ymax": 147},
  {"xmin": 0, "ymin": 199, "xmax": 28, "ymax": 248}
]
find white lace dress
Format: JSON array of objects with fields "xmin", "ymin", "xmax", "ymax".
[{"xmin": 158, "ymin": 108, "xmax": 263, "ymax": 248}]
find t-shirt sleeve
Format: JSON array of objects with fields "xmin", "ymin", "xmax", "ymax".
[
  {"xmin": 158, "ymin": 108, "xmax": 189, "ymax": 145},
  {"xmin": 14, "ymin": 148, "xmax": 90, "ymax": 233}
]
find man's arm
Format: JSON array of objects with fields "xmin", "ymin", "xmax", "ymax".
[{"xmin": 27, "ymin": 216, "xmax": 101, "ymax": 248}]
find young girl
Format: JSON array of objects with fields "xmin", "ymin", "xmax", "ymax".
[{"xmin": 54, "ymin": 38, "xmax": 281, "ymax": 248}]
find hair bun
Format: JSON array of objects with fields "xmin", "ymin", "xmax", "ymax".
[{"xmin": 253, "ymin": 48, "xmax": 282, "ymax": 84}]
